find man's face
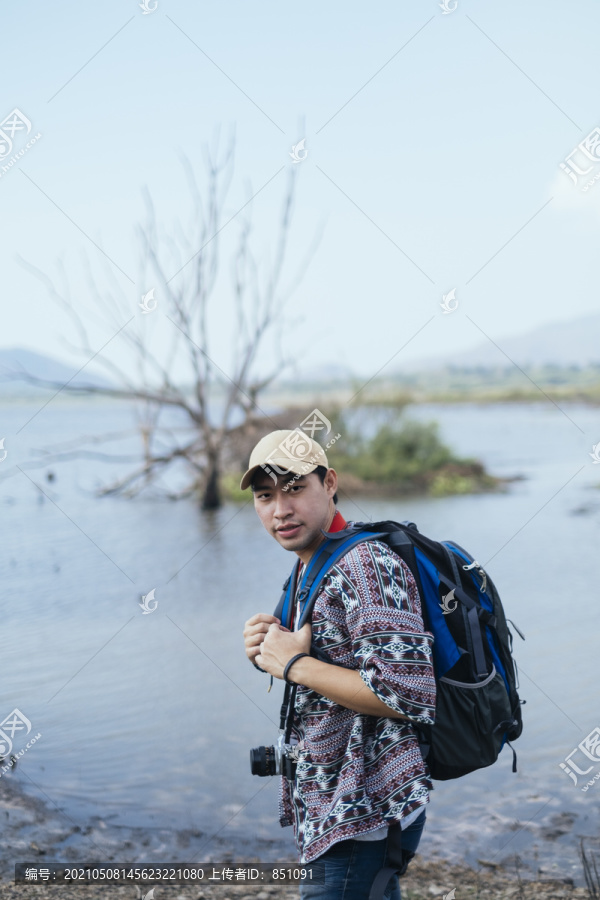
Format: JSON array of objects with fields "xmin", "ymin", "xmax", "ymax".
[{"xmin": 252, "ymin": 469, "xmax": 338, "ymax": 556}]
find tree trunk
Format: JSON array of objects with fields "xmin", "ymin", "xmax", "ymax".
[{"xmin": 202, "ymin": 455, "xmax": 221, "ymax": 510}]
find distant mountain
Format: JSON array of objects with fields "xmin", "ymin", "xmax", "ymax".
[
  {"xmin": 397, "ymin": 313, "xmax": 600, "ymax": 372},
  {"xmin": 0, "ymin": 347, "xmax": 114, "ymax": 397},
  {"xmin": 2, "ymin": 312, "xmax": 598, "ymax": 402}
]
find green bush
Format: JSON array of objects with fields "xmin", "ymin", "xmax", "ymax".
[
  {"xmin": 334, "ymin": 416, "xmax": 495, "ymax": 495},
  {"xmin": 223, "ymin": 412, "xmax": 497, "ymax": 501},
  {"xmin": 336, "ymin": 420, "xmax": 453, "ymax": 486},
  {"xmin": 429, "ymin": 472, "xmax": 478, "ymax": 497},
  {"xmin": 221, "ymin": 473, "xmax": 250, "ymax": 503}
]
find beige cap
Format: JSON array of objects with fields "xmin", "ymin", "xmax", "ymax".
[{"xmin": 240, "ymin": 429, "xmax": 329, "ymax": 490}]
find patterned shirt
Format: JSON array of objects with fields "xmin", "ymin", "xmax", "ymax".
[{"xmin": 279, "ymin": 538, "xmax": 436, "ymax": 863}]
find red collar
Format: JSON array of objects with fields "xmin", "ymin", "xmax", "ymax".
[{"xmin": 327, "ymin": 509, "xmax": 347, "ymax": 533}]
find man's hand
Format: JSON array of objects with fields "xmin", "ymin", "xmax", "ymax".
[
  {"xmin": 246, "ymin": 618, "xmax": 407, "ymax": 718},
  {"xmin": 256, "ymin": 622, "xmax": 312, "ymax": 680},
  {"xmin": 243, "ymin": 613, "xmax": 289, "ymax": 663}
]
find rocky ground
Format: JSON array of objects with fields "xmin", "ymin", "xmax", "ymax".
[
  {"xmin": 1, "ymin": 776, "xmax": 595, "ymax": 900},
  {"xmin": 1, "ymin": 859, "xmax": 592, "ymax": 900}
]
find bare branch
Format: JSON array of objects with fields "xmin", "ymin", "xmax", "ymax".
[{"xmin": 15, "ymin": 134, "xmax": 318, "ymax": 508}]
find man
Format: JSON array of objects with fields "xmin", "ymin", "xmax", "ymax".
[{"xmin": 242, "ymin": 430, "xmax": 436, "ymax": 900}]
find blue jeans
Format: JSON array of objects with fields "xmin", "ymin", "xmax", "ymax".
[{"xmin": 300, "ymin": 811, "xmax": 426, "ymax": 900}]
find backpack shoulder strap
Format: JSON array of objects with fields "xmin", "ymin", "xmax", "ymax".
[
  {"xmin": 295, "ymin": 527, "xmax": 387, "ymax": 630},
  {"xmin": 273, "ymin": 558, "xmax": 303, "ymax": 628}
]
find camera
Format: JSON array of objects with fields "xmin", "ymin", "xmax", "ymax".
[{"xmin": 250, "ymin": 732, "xmax": 299, "ymax": 780}]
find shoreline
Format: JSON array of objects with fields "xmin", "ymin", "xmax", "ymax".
[
  {"xmin": 1, "ymin": 778, "xmax": 594, "ymax": 900},
  {"xmin": 1, "ymin": 858, "xmax": 591, "ymax": 900}
]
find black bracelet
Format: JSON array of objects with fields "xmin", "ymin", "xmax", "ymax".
[{"xmin": 283, "ymin": 653, "xmax": 310, "ymax": 684}]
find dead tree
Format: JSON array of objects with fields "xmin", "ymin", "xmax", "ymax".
[{"xmin": 12, "ymin": 135, "xmax": 318, "ymax": 508}]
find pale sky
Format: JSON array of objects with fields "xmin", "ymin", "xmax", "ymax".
[{"xmin": 2, "ymin": 0, "xmax": 600, "ymax": 385}]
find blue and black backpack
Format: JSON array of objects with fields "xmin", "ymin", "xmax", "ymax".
[{"xmin": 275, "ymin": 519, "xmax": 525, "ymax": 780}]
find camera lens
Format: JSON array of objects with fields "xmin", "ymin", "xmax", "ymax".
[{"xmin": 250, "ymin": 746, "xmax": 277, "ymax": 776}]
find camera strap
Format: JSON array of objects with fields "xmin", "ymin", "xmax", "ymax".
[
  {"xmin": 282, "ymin": 683, "xmax": 298, "ymax": 744},
  {"xmin": 275, "ymin": 557, "xmax": 303, "ymax": 744}
]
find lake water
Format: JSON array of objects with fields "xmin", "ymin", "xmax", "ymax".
[{"xmin": 1, "ymin": 397, "xmax": 599, "ymax": 881}]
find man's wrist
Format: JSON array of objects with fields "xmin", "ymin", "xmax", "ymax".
[{"xmin": 285, "ymin": 653, "xmax": 313, "ymax": 684}]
